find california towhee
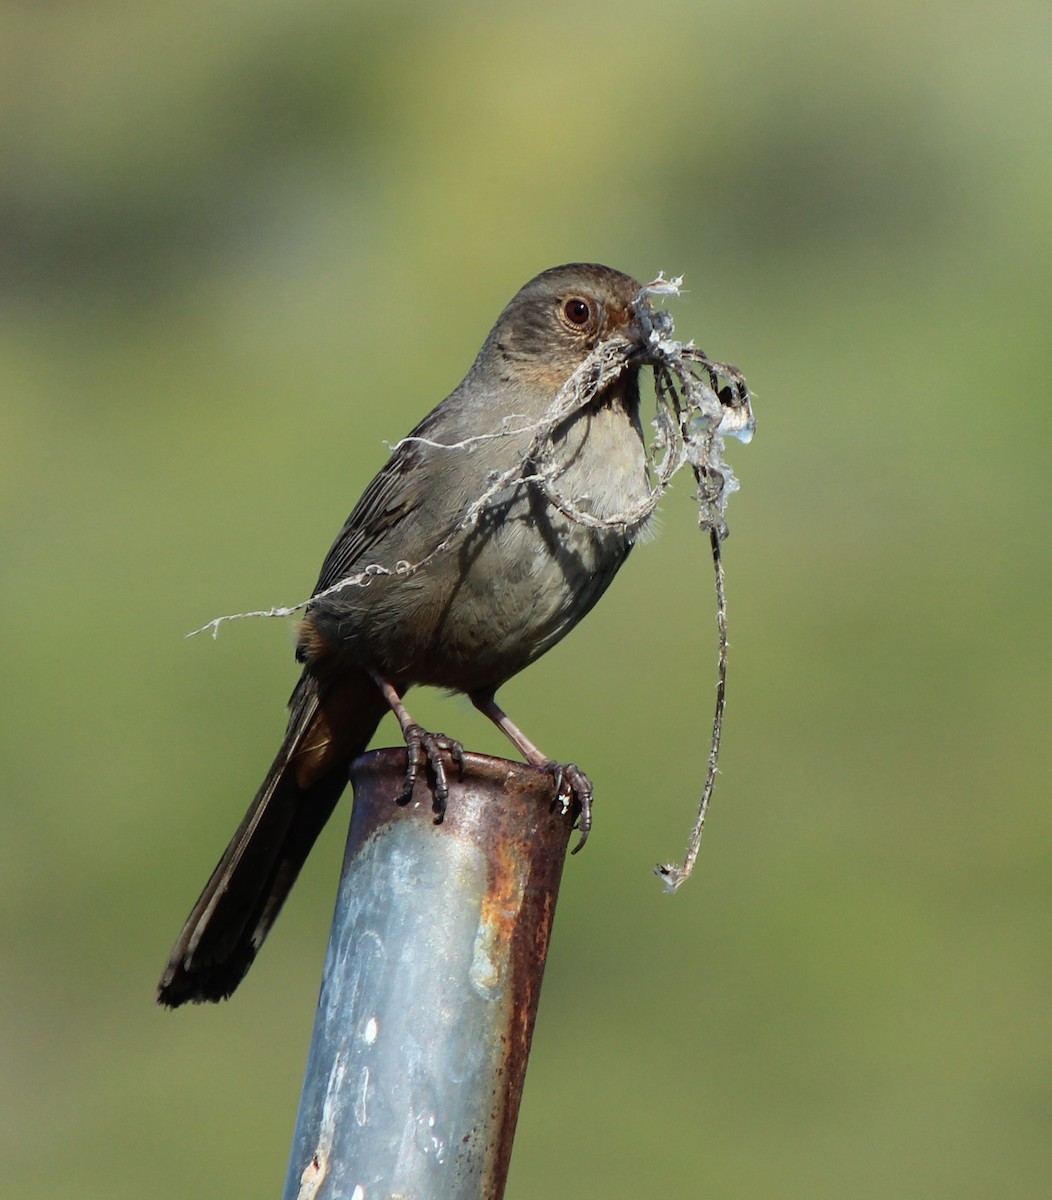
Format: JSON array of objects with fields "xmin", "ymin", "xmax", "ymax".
[{"xmin": 159, "ymin": 263, "xmax": 655, "ymax": 1006}]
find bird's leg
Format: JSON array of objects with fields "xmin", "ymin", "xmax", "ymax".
[
  {"xmin": 469, "ymin": 690, "xmax": 594, "ymax": 852},
  {"xmin": 367, "ymin": 670, "xmax": 465, "ymax": 818}
]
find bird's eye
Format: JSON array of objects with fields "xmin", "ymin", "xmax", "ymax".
[{"xmin": 562, "ymin": 297, "xmax": 592, "ymax": 326}]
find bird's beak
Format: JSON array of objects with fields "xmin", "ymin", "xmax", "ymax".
[
  {"xmin": 624, "ymin": 317, "xmax": 646, "ymax": 347},
  {"xmin": 617, "ymin": 309, "xmax": 649, "ymax": 355},
  {"xmin": 621, "ymin": 295, "xmax": 668, "ymax": 358}
]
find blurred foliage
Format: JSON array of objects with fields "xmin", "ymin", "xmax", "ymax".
[{"xmin": 2, "ymin": 1, "xmax": 1050, "ymax": 1196}]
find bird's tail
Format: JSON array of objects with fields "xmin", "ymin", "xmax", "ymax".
[{"xmin": 157, "ymin": 668, "xmax": 388, "ymax": 1007}]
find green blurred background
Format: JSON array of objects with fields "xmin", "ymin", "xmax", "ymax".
[{"xmin": 2, "ymin": 1, "xmax": 1049, "ymax": 1196}]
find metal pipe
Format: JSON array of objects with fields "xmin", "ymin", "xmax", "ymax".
[{"xmin": 283, "ymin": 748, "xmax": 575, "ymax": 1200}]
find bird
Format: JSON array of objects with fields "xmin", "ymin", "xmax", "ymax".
[{"xmin": 158, "ymin": 263, "xmax": 656, "ymax": 1007}]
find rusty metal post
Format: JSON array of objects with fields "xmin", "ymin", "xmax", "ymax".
[{"xmin": 282, "ymin": 748, "xmax": 575, "ymax": 1200}]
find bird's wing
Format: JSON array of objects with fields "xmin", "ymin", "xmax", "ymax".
[{"xmin": 311, "ymin": 405, "xmax": 452, "ymax": 595}]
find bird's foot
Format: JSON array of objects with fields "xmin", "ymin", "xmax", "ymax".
[
  {"xmin": 544, "ymin": 761, "xmax": 594, "ymax": 853},
  {"xmin": 399, "ymin": 725, "xmax": 466, "ymax": 819}
]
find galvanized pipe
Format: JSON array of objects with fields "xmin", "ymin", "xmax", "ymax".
[{"xmin": 283, "ymin": 748, "xmax": 575, "ymax": 1200}]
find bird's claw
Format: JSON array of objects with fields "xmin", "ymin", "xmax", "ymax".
[
  {"xmin": 399, "ymin": 725, "xmax": 466, "ymax": 819},
  {"xmin": 544, "ymin": 761, "xmax": 593, "ymax": 853}
]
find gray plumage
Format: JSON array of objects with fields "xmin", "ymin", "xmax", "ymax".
[{"xmin": 159, "ymin": 263, "xmax": 654, "ymax": 1006}]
